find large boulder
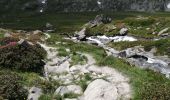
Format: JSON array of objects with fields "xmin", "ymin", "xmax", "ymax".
[
  {"xmin": 82, "ymin": 79, "xmax": 118, "ymax": 100},
  {"xmin": 75, "ymin": 28, "xmax": 87, "ymax": 41},
  {"xmin": 86, "ymin": 14, "xmax": 112, "ymax": 28},
  {"xmin": 27, "ymin": 87, "xmax": 42, "ymax": 100},
  {"xmin": 119, "ymin": 28, "xmax": 128, "ymax": 36}
]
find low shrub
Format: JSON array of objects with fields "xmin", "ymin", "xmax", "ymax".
[
  {"xmin": 0, "ymin": 70, "xmax": 28, "ymax": 100},
  {"xmin": 0, "ymin": 38, "xmax": 46, "ymax": 74},
  {"xmin": 140, "ymin": 82, "xmax": 170, "ymax": 100},
  {"xmin": 0, "ymin": 37, "xmax": 19, "ymax": 45}
]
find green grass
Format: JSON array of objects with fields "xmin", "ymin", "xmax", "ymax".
[
  {"xmin": 0, "ymin": 12, "xmax": 170, "ymax": 34},
  {"xmin": 0, "ymin": 33, "xmax": 4, "ymax": 39},
  {"xmin": 57, "ymin": 47, "xmax": 69, "ymax": 57},
  {"xmin": 70, "ymin": 53, "xmax": 87, "ymax": 66}
]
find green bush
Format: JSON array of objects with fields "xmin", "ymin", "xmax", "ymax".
[
  {"xmin": 0, "ymin": 38, "xmax": 46, "ymax": 74},
  {"xmin": 0, "ymin": 70, "xmax": 28, "ymax": 100},
  {"xmin": 140, "ymin": 82, "xmax": 170, "ymax": 100}
]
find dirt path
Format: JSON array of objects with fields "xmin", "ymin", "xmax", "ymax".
[{"xmin": 39, "ymin": 42, "xmax": 132, "ymax": 100}]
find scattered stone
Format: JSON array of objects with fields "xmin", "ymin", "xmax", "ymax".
[
  {"xmin": 40, "ymin": 38, "xmax": 132, "ymax": 100},
  {"xmin": 105, "ymin": 24, "xmax": 116, "ymax": 32},
  {"xmin": 55, "ymin": 86, "xmax": 70, "ymax": 96},
  {"xmin": 4, "ymin": 33, "xmax": 12, "ymax": 37},
  {"xmin": 46, "ymin": 22, "xmax": 53, "ymax": 29},
  {"xmin": 33, "ymin": 30, "xmax": 42, "ymax": 35},
  {"xmin": 119, "ymin": 28, "xmax": 128, "ymax": 36},
  {"xmin": 27, "ymin": 87, "xmax": 42, "ymax": 100},
  {"xmin": 55, "ymin": 85, "xmax": 82, "ymax": 96},
  {"xmin": 158, "ymin": 28, "xmax": 169, "ymax": 36}
]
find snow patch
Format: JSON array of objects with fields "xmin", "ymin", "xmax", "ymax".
[
  {"xmin": 97, "ymin": 0, "xmax": 101, "ymax": 5},
  {"xmin": 167, "ymin": 3, "xmax": 170, "ymax": 9}
]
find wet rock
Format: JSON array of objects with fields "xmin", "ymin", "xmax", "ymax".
[
  {"xmin": 119, "ymin": 28, "xmax": 128, "ymax": 36},
  {"xmin": 119, "ymin": 46, "xmax": 170, "ymax": 78}
]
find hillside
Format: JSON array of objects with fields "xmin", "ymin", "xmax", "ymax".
[
  {"xmin": 0, "ymin": 0, "xmax": 170, "ymax": 13},
  {"xmin": 0, "ymin": 12, "xmax": 170, "ymax": 100}
]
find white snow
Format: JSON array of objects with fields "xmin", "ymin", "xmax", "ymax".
[
  {"xmin": 97, "ymin": 0, "xmax": 101, "ymax": 5},
  {"xmin": 167, "ymin": 3, "xmax": 170, "ymax": 9},
  {"xmin": 40, "ymin": 9, "xmax": 43, "ymax": 13},
  {"xmin": 41, "ymin": 0, "xmax": 46, "ymax": 4}
]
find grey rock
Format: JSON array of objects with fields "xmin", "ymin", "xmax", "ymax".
[
  {"xmin": 82, "ymin": 79, "xmax": 118, "ymax": 100},
  {"xmin": 27, "ymin": 87, "xmax": 42, "ymax": 100},
  {"xmin": 4, "ymin": 33, "xmax": 12, "ymax": 37},
  {"xmin": 158, "ymin": 28, "xmax": 169, "ymax": 36},
  {"xmin": 55, "ymin": 85, "xmax": 82, "ymax": 96},
  {"xmin": 75, "ymin": 28, "xmax": 87, "ymax": 41},
  {"xmin": 86, "ymin": 14, "xmax": 112, "ymax": 28},
  {"xmin": 119, "ymin": 28, "xmax": 128, "ymax": 36}
]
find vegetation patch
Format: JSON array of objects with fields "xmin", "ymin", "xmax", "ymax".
[
  {"xmin": 0, "ymin": 37, "xmax": 46, "ymax": 74},
  {"xmin": 0, "ymin": 70, "xmax": 28, "ymax": 100},
  {"xmin": 70, "ymin": 52, "xmax": 87, "ymax": 66}
]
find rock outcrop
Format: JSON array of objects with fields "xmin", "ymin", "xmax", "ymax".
[{"xmin": 0, "ymin": 0, "xmax": 170, "ymax": 13}]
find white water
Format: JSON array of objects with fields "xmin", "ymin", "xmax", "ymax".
[{"xmin": 87, "ymin": 35, "xmax": 137, "ymax": 45}]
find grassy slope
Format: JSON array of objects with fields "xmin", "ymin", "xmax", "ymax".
[
  {"xmin": 0, "ymin": 12, "xmax": 170, "ymax": 99},
  {"xmin": 45, "ymin": 34, "xmax": 170, "ymax": 100},
  {"xmin": 0, "ymin": 34, "xmax": 3, "ymax": 39},
  {"xmin": 0, "ymin": 12, "xmax": 170, "ymax": 33}
]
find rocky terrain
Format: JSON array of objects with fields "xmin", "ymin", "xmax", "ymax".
[
  {"xmin": 0, "ymin": 12, "xmax": 170, "ymax": 100},
  {"xmin": 0, "ymin": 0, "xmax": 170, "ymax": 13}
]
